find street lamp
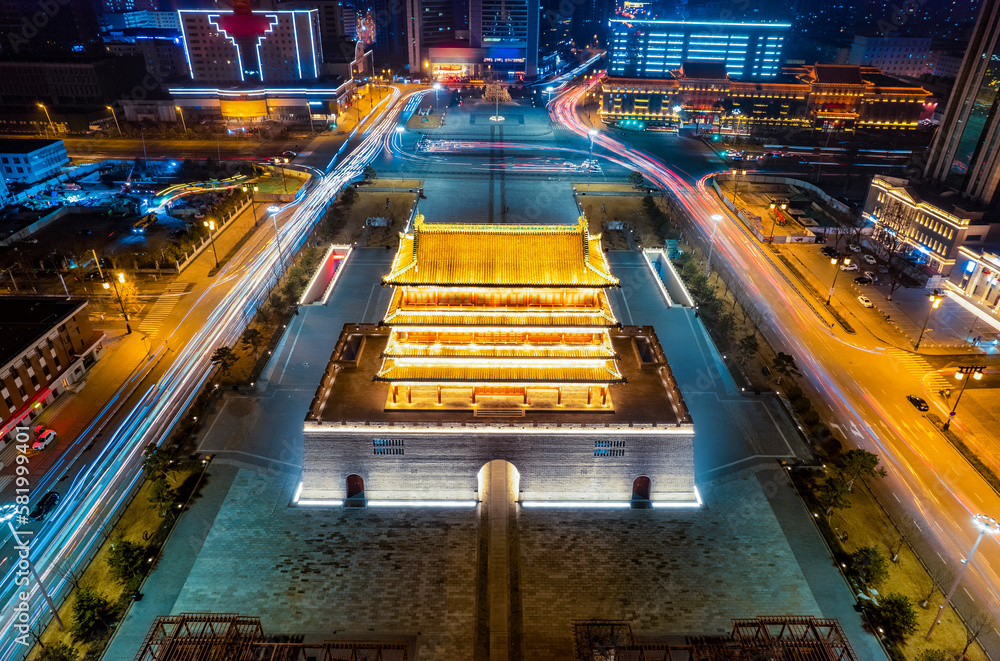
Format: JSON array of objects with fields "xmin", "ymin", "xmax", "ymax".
[
  {"xmin": 175, "ymin": 105, "xmax": 187, "ymax": 133},
  {"xmin": 914, "ymin": 291, "xmax": 942, "ymax": 350},
  {"xmin": 766, "ymin": 201, "xmax": 787, "ymax": 243},
  {"xmin": 926, "ymin": 513, "xmax": 1000, "ymax": 640},
  {"xmin": 545, "ymin": 86, "xmax": 554, "ymax": 106},
  {"xmin": 731, "ymin": 169, "xmax": 747, "ymax": 205},
  {"xmin": 103, "ymin": 272, "xmax": 131, "ymax": 334},
  {"xmin": 706, "ymin": 213, "xmax": 723, "ymax": 275},
  {"xmin": 270, "ymin": 207, "xmax": 285, "ymax": 271},
  {"xmin": 242, "ymin": 184, "xmax": 259, "ymax": 227},
  {"xmin": 203, "ymin": 220, "xmax": 219, "ymax": 268},
  {"xmin": 826, "ymin": 257, "xmax": 850, "ymax": 305},
  {"xmin": 433, "ymin": 82, "xmax": 441, "ymax": 116},
  {"xmin": 0, "ymin": 504, "xmax": 65, "ymax": 630},
  {"xmin": 588, "ymin": 129, "xmax": 598, "ymax": 182},
  {"xmin": 942, "ymin": 366, "xmax": 986, "ymax": 431},
  {"xmin": 37, "ymin": 102, "xmax": 54, "ymax": 134},
  {"xmin": 106, "ymin": 105, "xmax": 122, "ymax": 137}
]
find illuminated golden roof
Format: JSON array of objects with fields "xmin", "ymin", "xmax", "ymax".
[
  {"xmin": 383, "ymin": 330, "xmax": 615, "ymax": 359},
  {"xmin": 374, "ymin": 357, "xmax": 624, "ymax": 383},
  {"xmin": 383, "ymin": 215, "xmax": 619, "ymax": 287}
]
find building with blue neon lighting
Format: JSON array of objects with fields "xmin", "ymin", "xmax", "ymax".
[{"xmin": 608, "ymin": 18, "xmax": 789, "ymax": 80}]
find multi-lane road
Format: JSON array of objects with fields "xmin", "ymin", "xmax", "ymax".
[
  {"xmin": 0, "ymin": 85, "xmax": 424, "ymax": 660},
  {"xmin": 552, "ymin": 82, "xmax": 1000, "ymax": 655}
]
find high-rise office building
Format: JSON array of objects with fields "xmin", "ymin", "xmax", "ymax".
[
  {"xmin": 0, "ymin": 0, "xmax": 102, "ymax": 55},
  {"xmin": 608, "ymin": 18, "xmax": 790, "ymax": 79},
  {"xmin": 178, "ymin": 8, "xmax": 322, "ymax": 84},
  {"xmin": 923, "ymin": 0, "xmax": 1000, "ymax": 206}
]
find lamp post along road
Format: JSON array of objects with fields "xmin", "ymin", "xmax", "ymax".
[
  {"xmin": 827, "ymin": 257, "xmax": 850, "ymax": 305},
  {"xmin": 106, "ymin": 106, "xmax": 122, "ymax": 136},
  {"xmin": 706, "ymin": 214, "xmax": 723, "ymax": 275},
  {"xmin": 942, "ymin": 366, "xmax": 986, "ymax": 431},
  {"xmin": 175, "ymin": 106, "xmax": 187, "ymax": 133},
  {"xmin": 37, "ymin": 103, "xmax": 54, "ymax": 133},
  {"xmin": 915, "ymin": 292, "xmax": 942, "ymax": 350},
  {"xmin": 926, "ymin": 514, "xmax": 1000, "ymax": 640},
  {"xmin": 104, "ymin": 272, "xmax": 131, "ymax": 334},
  {"xmin": 204, "ymin": 220, "xmax": 219, "ymax": 268},
  {"xmin": 588, "ymin": 129, "xmax": 597, "ymax": 184},
  {"xmin": 242, "ymin": 185, "xmax": 259, "ymax": 227},
  {"xmin": 731, "ymin": 169, "xmax": 746, "ymax": 205},
  {"xmin": 0, "ymin": 505, "xmax": 65, "ymax": 630}
]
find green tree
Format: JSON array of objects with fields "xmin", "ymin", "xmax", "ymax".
[
  {"xmin": 838, "ymin": 448, "xmax": 887, "ymax": 491},
  {"xmin": 869, "ymin": 592, "xmax": 918, "ymax": 644},
  {"xmin": 771, "ymin": 351, "xmax": 801, "ymax": 384},
  {"xmin": 340, "ymin": 185, "xmax": 358, "ymax": 207},
  {"xmin": 737, "ymin": 334, "xmax": 759, "ymax": 365},
  {"xmin": 148, "ymin": 477, "xmax": 176, "ymax": 515},
  {"xmin": 851, "ymin": 545, "xmax": 890, "ymax": 587},
  {"xmin": 241, "ymin": 327, "xmax": 264, "ymax": 359},
  {"xmin": 210, "ymin": 346, "xmax": 236, "ymax": 376},
  {"xmin": 142, "ymin": 444, "xmax": 179, "ymax": 485},
  {"xmin": 70, "ymin": 588, "xmax": 114, "ymax": 641},
  {"xmin": 628, "ymin": 170, "xmax": 646, "ymax": 191},
  {"xmin": 107, "ymin": 538, "xmax": 147, "ymax": 585},
  {"xmin": 39, "ymin": 643, "xmax": 78, "ymax": 661},
  {"xmin": 361, "ymin": 164, "xmax": 377, "ymax": 184},
  {"xmin": 817, "ymin": 475, "xmax": 851, "ymax": 515}
]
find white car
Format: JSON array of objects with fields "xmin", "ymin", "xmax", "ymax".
[
  {"xmin": 840, "ymin": 262, "xmax": 859, "ymax": 271},
  {"xmin": 857, "ymin": 295, "xmax": 874, "ymax": 308},
  {"xmin": 864, "ymin": 271, "xmax": 879, "ymax": 281},
  {"xmin": 32, "ymin": 429, "xmax": 57, "ymax": 450},
  {"xmin": 862, "ymin": 255, "xmax": 877, "ymax": 265},
  {"xmin": 848, "ymin": 243, "xmax": 860, "ymax": 253}
]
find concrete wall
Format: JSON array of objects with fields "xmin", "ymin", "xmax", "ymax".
[{"xmin": 301, "ymin": 426, "xmax": 696, "ymax": 503}]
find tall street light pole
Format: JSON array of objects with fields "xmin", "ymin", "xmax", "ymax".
[
  {"xmin": 926, "ymin": 514, "xmax": 1000, "ymax": 640},
  {"xmin": 826, "ymin": 256, "xmax": 850, "ymax": 305},
  {"xmin": 106, "ymin": 105, "xmax": 122, "ymax": 136},
  {"xmin": 203, "ymin": 220, "xmax": 219, "ymax": 268},
  {"xmin": 175, "ymin": 106, "xmax": 187, "ymax": 133},
  {"xmin": 103, "ymin": 272, "xmax": 131, "ymax": 334},
  {"xmin": 942, "ymin": 366, "xmax": 986, "ymax": 431},
  {"xmin": 915, "ymin": 291, "xmax": 942, "ymax": 350},
  {"xmin": 0, "ymin": 505, "xmax": 65, "ymax": 630},
  {"xmin": 433, "ymin": 82, "xmax": 441, "ymax": 116},
  {"xmin": 242, "ymin": 184, "xmax": 259, "ymax": 227},
  {"xmin": 270, "ymin": 207, "xmax": 286, "ymax": 272},
  {"xmin": 37, "ymin": 103, "xmax": 54, "ymax": 134},
  {"xmin": 588, "ymin": 129, "xmax": 598, "ymax": 184},
  {"xmin": 731, "ymin": 169, "xmax": 746, "ymax": 205},
  {"xmin": 706, "ymin": 214, "xmax": 723, "ymax": 275}
]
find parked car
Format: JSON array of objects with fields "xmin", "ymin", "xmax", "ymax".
[
  {"xmin": 864, "ymin": 271, "xmax": 879, "ymax": 282},
  {"xmin": 29, "ymin": 492, "xmax": 60, "ymax": 521},
  {"xmin": 854, "ymin": 276, "xmax": 873, "ymax": 285},
  {"xmin": 863, "ymin": 254, "xmax": 877, "ymax": 265},
  {"xmin": 840, "ymin": 262, "xmax": 859, "ymax": 271},
  {"xmin": 848, "ymin": 243, "xmax": 860, "ymax": 253},
  {"xmin": 907, "ymin": 394, "xmax": 929, "ymax": 411},
  {"xmin": 821, "ymin": 246, "xmax": 840, "ymax": 258},
  {"xmin": 32, "ymin": 429, "xmax": 56, "ymax": 450},
  {"xmin": 857, "ymin": 295, "xmax": 874, "ymax": 308}
]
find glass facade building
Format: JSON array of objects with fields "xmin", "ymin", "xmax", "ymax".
[{"xmin": 608, "ymin": 19, "xmax": 790, "ymax": 80}]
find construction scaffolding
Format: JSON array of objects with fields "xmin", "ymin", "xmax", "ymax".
[{"xmin": 133, "ymin": 613, "xmax": 409, "ymax": 661}]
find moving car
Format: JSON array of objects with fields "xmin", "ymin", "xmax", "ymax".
[
  {"xmin": 857, "ymin": 295, "xmax": 874, "ymax": 308},
  {"xmin": 29, "ymin": 492, "xmax": 60, "ymax": 521},
  {"xmin": 907, "ymin": 395, "xmax": 929, "ymax": 411},
  {"xmin": 854, "ymin": 276, "xmax": 873, "ymax": 285},
  {"xmin": 862, "ymin": 254, "xmax": 877, "ymax": 265},
  {"xmin": 32, "ymin": 429, "xmax": 56, "ymax": 450},
  {"xmin": 840, "ymin": 262, "xmax": 859, "ymax": 271}
]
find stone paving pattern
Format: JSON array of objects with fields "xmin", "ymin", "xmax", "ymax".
[
  {"xmin": 517, "ymin": 470, "xmax": 822, "ymax": 659},
  {"xmin": 171, "ymin": 469, "xmax": 480, "ymax": 660}
]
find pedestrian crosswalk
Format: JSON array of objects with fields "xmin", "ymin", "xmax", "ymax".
[
  {"xmin": 138, "ymin": 283, "xmax": 188, "ymax": 336},
  {"xmin": 886, "ymin": 348, "xmax": 953, "ymax": 393}
]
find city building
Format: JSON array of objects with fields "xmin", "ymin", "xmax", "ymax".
[
  {"xmin": 951, "ymin": 245, "xmax": 1000, "ymax": 315},
  {"xmin": 0, "ymin": 139, "xmax": 69, "ymax": 185},
  {"xmin": 100, "ymin": 11, "xmax": 182, "ymax": 31},
  {"xmin": 101, "ymin": 0, "xmax": 160, "ymax": 12},
  {"xmin": 928, "ymin": 50, "xmax": 964, "ymax": 79},
  {"xmin": 104, "ymin": 28, "xmax": 189, "ymax": 80},
  {"xmin": 600, "ymin": 64, "xmax": 930, "ymax": 130},
  {"xmin": 863, "ymin": 176, "xmax": 1000, "ymax": 276},
  {"xmin": 273, "ymin": 0, "xmax": 349, "ymax": 64},
  {"xmin": 0, "ymin": 0, "xmax": 102, "ymax": 55},
  {"xmin": 923, "ymin": 0, "xmax": 1000, "ymax": 207},
  {"xmin": 301, "ymin": 216, "xmax": 696, "ymax": 504},
  {"xmin": 0, "ymin": 57, "xmax": 148, "ymax": 121},
  {"xmin": 608, "ymin": 18, "xmax": 792, "ymax": 80},
  {"xmin": 414, "ymin": 0, "xmax": 540, "ymax": 79},
  {"xmin": 0, "ymin": 297, "xmax": 104, "ymax": 444},
  {"xmin": 178, "ymin": 8, "xmax": 322, "ymax": 84},
  {"xmin": 846, "ymin": 35, "xmax": 933, "ymax": 79}
]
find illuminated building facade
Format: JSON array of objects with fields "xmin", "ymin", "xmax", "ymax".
[
  {"xmin": 178, "ymin": 8, "xmax": 322, "ymax": 84},
  {"xmin": 951, "ymin": 246, "xmax": 1000, "ymax": 314},
  {"xmin": 863, "ymin": 176, "xmax": 1000, "ymax": 276},
  {"xmin": 302, "ymin": 218, "xmax": 696, "ymax": 505},
  {"xmin": 600, "ymin": 64, "xmax": 929, "ymax": 131},
  {"xmin": 608, "ymin": 18, "xmax": 790, "ymax": 80}
]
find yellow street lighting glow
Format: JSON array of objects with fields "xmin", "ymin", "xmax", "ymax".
[{"xmin": 117, "ymin": 273, "xmax": 125, "ymax": 283}]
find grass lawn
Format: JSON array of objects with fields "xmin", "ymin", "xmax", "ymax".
[
  {"xmin": 327, "ymin": 190, "xmax": 416, "ymax": 247},
  {"xmin": 577, "ymin": 194, "xmax": 663, "ymax": 247},
  {"xmin": 29, "ymin": 469, "xmax": 198, "ymax": 660},
  {"xmin": 406, "ymin": 111, "xmax": 445, "ymax": 129},
  {"xmin": 813, "ymin": 474, "xmax": 988, "ymax": 661}
]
